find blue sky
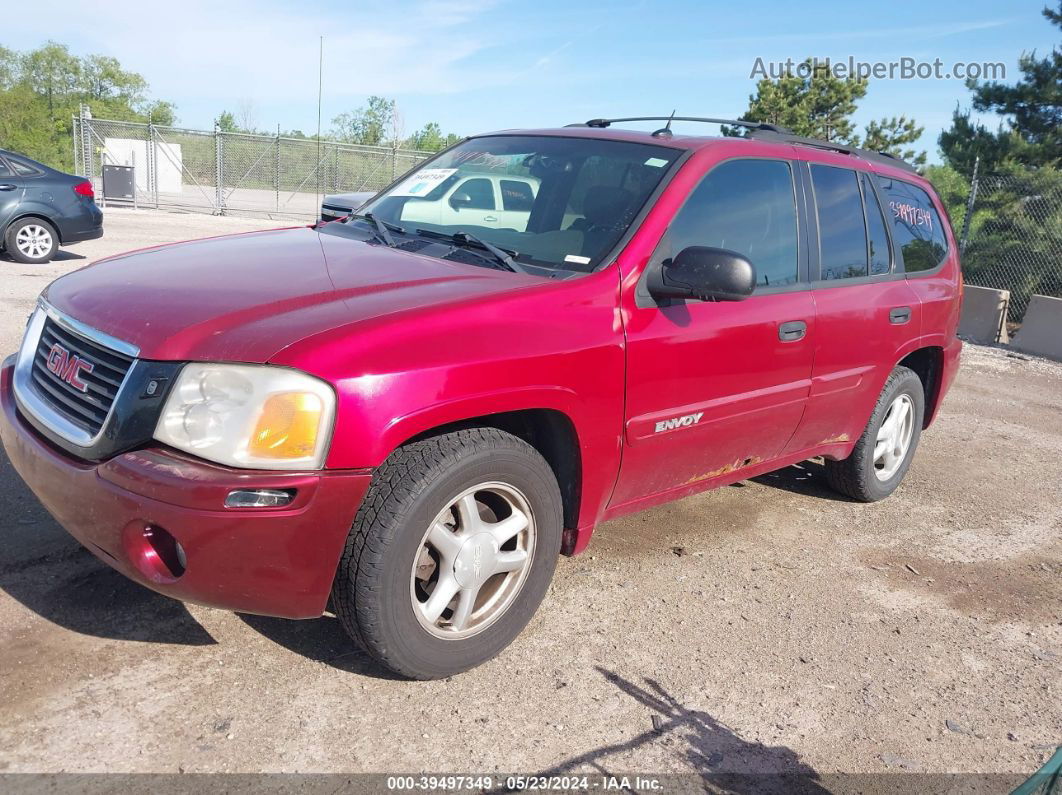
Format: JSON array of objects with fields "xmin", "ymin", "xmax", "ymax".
[{"xmin": 6, "ymin": 0, "xmax": 1058, "ymax": 162}]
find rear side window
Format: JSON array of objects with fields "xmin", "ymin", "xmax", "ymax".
[
  {"xmin": 500, "ymin": 180, "xmax": 533, "ymax": 212},
  {"xmin": 863, "ymin": 173, "xmax": 892, "ymax": 275},
  {"xmin": 9, "ymin": 158, "xmax": 42, "ymax": 177},
  {"xmin": 877, "ymin": 176, "xmax": 948, "ymax": 272},
  {"xmin": 811, "ymin": 165, "xmax": 868, "ymax": 280},
  {"xmin": 0, "ymin": 159, "xmax": 11, "ymax": 178},
  {"xmin": 666, "ymin": 159, "xmax": 799, "ymax": 288},
  {"xmin": 457, "ymin": 178, "xmax": 494, "ymax": 210}
]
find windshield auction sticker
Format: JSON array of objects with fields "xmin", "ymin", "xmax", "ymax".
[{"xmin": 391, "ymin": 168, "xmax": 458, "ymax": 197}]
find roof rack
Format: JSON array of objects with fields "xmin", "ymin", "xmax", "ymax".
[
  {"xmin": 566, "ymin": 116, "xmax": 919, "ymax": 174},
  {"xmin": 748, "ymin": 129, "xmax": 919, "ymax": 173},
  {"xmin": 567, "ymin": 116, "xmax": 789, "ymax": 134}
]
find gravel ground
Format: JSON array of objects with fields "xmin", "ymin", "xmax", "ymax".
[{"xmin": 0, "ymin": 209, "xmax": 1059, "ymax": 779}]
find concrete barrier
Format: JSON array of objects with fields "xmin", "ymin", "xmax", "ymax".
[
  {"xmin": 959, "ymin": 285, "xmax": 1010, "ymax": 344},
  {"xmin": 1012, "ymin": 294, "xmax": 1062, "ymax": 361}
]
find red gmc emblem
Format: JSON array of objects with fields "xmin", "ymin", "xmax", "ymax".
[{"xmin": 45, "ymin": 343, "xmax": 94, "ymax": 393}]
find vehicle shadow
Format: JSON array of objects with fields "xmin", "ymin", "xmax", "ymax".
[
  {"xmin": 0, "ymin": 250, "xmax": 84, "ymax": 264},
  {"xmin": 237, "ymin": 613, "xmax": 402, "ymax": 679},
  {"xmin": 510, "ymin": 667, "xmax": 828, "ymax": 793},
  {"xmin": 0, "ymin": 447, "xmax": 215, "ymax": 645},
  {"xmin": 750, "ymin": 460, "xmax": 855, "ymax": 503}
]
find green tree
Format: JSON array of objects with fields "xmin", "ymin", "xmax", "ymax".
[
  {"xmin": 923, "ymin": 163, "xmax": 970, "ymax": 230},
  {"xmin": 729, "ymin": 58, "xmax": 868, "ymax": 143},
  {"xmin": 21, "ymin": 42, "xmax": 81, "ymax": 116},
  {"xmin": 730, "ymin": 58, "xmax": 927, "ymax": 165},
  {"xmin": 331, "ymin": 95, "xmax": 396, "ymax": 146},
  {"xmin": 406, "ymin": 121, "xmax": 461, "ymax": 152},
  {"xmin": 216, "ymin": 110, "xmax": 239, "ymax": 132},
  {"xmin": 862, "ymin": 116, "xmax": 926, "ymax": 167},
  {"xmin": 940, "ymin": 2, "xmax": 1061, "ymax": 176},
  {"xmin": 0, "ymin": 42, "xmax": 175, "ymax": 169}
]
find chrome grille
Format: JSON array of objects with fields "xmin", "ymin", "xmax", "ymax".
[{"xmin": 30, "ymin": 316, "xmax": 134, "ymax": 436}]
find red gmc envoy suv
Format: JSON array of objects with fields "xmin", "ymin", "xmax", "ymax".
[{"xmin": 1, "ymin": 117, "xmax": 962, "ymax": 679}]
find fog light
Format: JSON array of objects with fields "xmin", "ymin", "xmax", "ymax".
[
  {"xmin": 143, "ymin": 525, "xmax": 186, "ymax": 578},
  {"xmin": 225, "ymin": 488, "xmax": 296, "ymax": 508}
]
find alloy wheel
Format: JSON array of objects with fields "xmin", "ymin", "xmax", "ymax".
[
  {"xmin": 15, "ymin": 224, "xmax": 53, "ymax": 259},
  {"xmin": 873, "ymin": 393, "xmax": 915, "ymax": 481},
  {"xmin": 410, "ymin": 481, "xmax": 535, "ymax": 640}
]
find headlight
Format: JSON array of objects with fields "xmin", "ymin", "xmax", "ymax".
[{"xmin": 154, "ymin": 363, "xmax": 336, "ymax": 470}]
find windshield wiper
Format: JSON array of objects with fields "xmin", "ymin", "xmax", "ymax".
[
  {"xmin": 414, "ymin": 228, "xmax": 529, "ymax": 274},
  {"xmin": 347, "ymin": 212, "xmax": 403, "ymax": 248}
]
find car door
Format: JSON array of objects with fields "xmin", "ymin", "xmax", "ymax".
[
  {"xmin": 782, "ymin": 161, "xmax": 922, "ymax": 453},
  {"xmin": 438, "ymin": 176, "xmax": 497, "ymax": 227},
  {"xmin": 0, "ymin": 157, "xmax": 25, "ymax": 234},
  {"xmin": 611, "ymin": 156, "xmax": 816, "ymax": 507}
]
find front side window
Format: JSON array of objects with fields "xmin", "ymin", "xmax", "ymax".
[
  {"xmin": 663, "ymin": 159, "xmax": 799, "ymax": 288},
  {"xmin": 811, "ymin": 165, "xmax": 868, "ymax": 280},
  {"xmin": 352, "ymin": 135, "xmax": 681, "ymax": 273},
  {"xmin": 877, "ymin": 176, "xmax": 948, "ymax": 272},
  {"xmin": 457, "ymin": 178, "xmax": 494, "ymax": 210},
  {"xmin": 0, "ymin": 159, "xmax": 11, "ymax": 178}
]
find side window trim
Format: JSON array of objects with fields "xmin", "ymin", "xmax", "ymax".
[
  {"xmin": 863, "ymin": 172, "xmax": 900, "ymax": 274},
  {"xmin": 795, "ymin": 160, "xmax": 821, "ymax": 283},
  {"xmin": 640, "ymin": 155, "xmax": 810, "ymax": 304}
]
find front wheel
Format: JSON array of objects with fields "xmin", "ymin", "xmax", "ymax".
[
  {"xmin": 824, "ymin": 365, "xmax": 925, "ymax": 502},
  {"xmin": 331, "ymin": 428, "xmax": 563, "ymax": 679}
]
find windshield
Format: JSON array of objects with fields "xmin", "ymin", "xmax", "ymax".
[{"xmin": 354, "ymin": 135, "xmax": 681, "ymax": 273}]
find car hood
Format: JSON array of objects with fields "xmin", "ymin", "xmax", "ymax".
[{"xmin": 44, "ymin": 225, "xmax": 538, "ymax": 363}]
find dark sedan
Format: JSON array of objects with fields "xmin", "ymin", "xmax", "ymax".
[{"xmin": 0, "ymin": 149, "xmax": 103, "ymax": 264}]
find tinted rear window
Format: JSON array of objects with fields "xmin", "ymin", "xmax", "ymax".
[
  {"xmin": 877, "ymin": 176, "xmax": 948, "ymax": 272},
  {"xmin": 811, "ymin": 165, "xmax": 868, "ymax": 280},
  {"xmin": 863, "ymin": 173, "xmax": 892, "ymax": 275},
  {"xmin": 501, "ymin": 180, "xmax": 534, "ymax": 212}
]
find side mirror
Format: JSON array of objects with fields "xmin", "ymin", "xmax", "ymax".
[
  {"xmin": 649, "ymin": 246, "xmax": 756, "ymax": 302},
  {"xmin": 449, "ymin": 192, "xmax": 472, "ymax": 210}
]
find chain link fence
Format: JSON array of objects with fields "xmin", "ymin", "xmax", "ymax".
[
  {"xmin": 72, "ymin": 113, "xmax": 430, "ymax": 220},
  {"xmin": 958, "ymin": 168, "xmax": 1062, "ymax": 323}
]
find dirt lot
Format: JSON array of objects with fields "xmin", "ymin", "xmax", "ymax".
[{"xmin": 0, "ymin": 208, "xmax": 1059, "ymax": 779}]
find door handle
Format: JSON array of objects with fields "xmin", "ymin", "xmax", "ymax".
[
  {"xmin": 889, "ymin": 306, "xmax": 912, "ymax": 324},
  {"xmin": 0, "ymin": 184, "xmax": 17, "ymax": 191},
  {"xmin": 778, "ymin": 320, "xmax": 807, "ymax": 342},
  {"xmin": 483, "ymin": 215, "xmax": 497, "ymax": 222}
]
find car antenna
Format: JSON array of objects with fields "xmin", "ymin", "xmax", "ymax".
[{"xmin": 651, "ymin": 111, "xmax": 676, "ymax": 139}]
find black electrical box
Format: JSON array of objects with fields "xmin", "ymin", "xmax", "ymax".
[{"xmin": 102, "ymin": 164, "xmax": 135, "ymax": 202}]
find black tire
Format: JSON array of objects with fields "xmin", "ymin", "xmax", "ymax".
[
  {"xmin": 331, "ymin": 427, "xmax": 563, "ymax": 679},
  {"xmin": 4, "ymin": 218, "xmax": 59, "ymax": 264},
  {"xmin": 824, "ymin": 365, "xmax": 925, "ymax": 502}
]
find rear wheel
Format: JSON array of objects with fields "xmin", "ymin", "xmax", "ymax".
[
  {"xmin": 825, "ymin": 366, "xmax": 925, "ymax": 502},
  {"xmin": 5, "ymin": 218, "xmax": 58, "ymax": 264},
  {"xmin": 331, "ymin": 427, "xmax": 563, "ymax": 679}
]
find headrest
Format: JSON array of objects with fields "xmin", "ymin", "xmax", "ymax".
[{"xmin": 582, "ymin": 186, "xmax": 635, "ymax": 227}]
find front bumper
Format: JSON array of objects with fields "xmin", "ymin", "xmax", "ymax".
[{"xmin": 1, "ymin": 361, "xmax": 370, "ymax": 618}]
